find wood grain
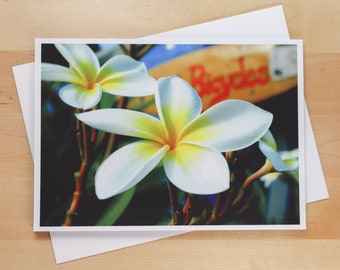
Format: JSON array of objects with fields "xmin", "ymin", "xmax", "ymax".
[{"xmin": 1, "ymin": 1, "xmax": 340, "ymax": 269}]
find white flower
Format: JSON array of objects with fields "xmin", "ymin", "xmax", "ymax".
[
  {"xmin": 259, "ymin": 131, "xmax": 299, "ymax": 187},
  {"xmin": 76, "ymin": 76, "xmax": 273, "ymax": 199},
  {"xmin": 41, "ymin": 44, "xmax": 157, "ymax": 109}
]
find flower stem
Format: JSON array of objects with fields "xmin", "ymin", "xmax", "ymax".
[
  {"xmin": 167, "ymin": 180, "xmax": 179, "ymax": 225},
  {"xmin": 119, "ymin": 44, "xmax": 130, "ymax": 55},
  {"xmin": 218, "ymin": 187, "xmax": 235, "ymax": 219},
  {"xmin": 90, "ymin": 127, "xmax": 97, "ymax": 143},
  {"xmin": 63, "ymin": 116, "xmax": 90, "ymax": 226},
  {"xmin": 182, "ymin": 193, "xmax": 193, "ymax": 225},
  {"xmin": 134, "ymin": 45, "xmax": 153, "ymax": 59},
  {"xmin": 206, "ymin": 193, "xmax": 223, "ymax": 225},
  {"xmin": 75, "ymin": 117, "xmax": 83, "ymax": 160},
  {"xmin": 104, "ymin": 133, "xmax": 116, "ymax": 159},
  {"xmin": 232, "ymin": 159, "xmax": 273, "ymax": 207},
  {"xmin": 63, "ymin": 160, "xmax": 87, "ymax": 226}
]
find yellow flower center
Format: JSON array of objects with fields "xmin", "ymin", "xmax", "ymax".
[{"xmin": 166, "ymin": 136, "xmax": 178, "ymax": 151}]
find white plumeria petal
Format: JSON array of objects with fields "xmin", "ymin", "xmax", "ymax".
[
  {"xmin": 95, "ymin": 141, "xmax": 169, "ymax": 199},
  {"xmin": 281, "ymin": 150, "xmax": 299, "ymax": 172},
  {"xmin": 156, "ymin": 76, "xmax": 202, "ymax": 142},
  {"xmin": 96, "ymin": 54, "xmax": 147, "ymax": 83},
  {"xmin": 59, "ymin": 83, "xmax": 102, "ymax": 110},
  {"xmin": 280, "ymin": 148, "xmax": 299, "ymax": 161},
  {"xmin": 260, "ymin": 172, "xmax": 280, "ymax": 188},
  {"xmin": 55, "ymin": 44, "xmax": 100, "ymax": 85},
  {"xmin": 100, "ymin": 72, "xmax": 157, "ymax": 97},
  {"xmin": 79, "ymin": 75, "xmax": 275, "ymax": 198},
  {"xmin": 260, "ymin": 130, "xmax": 277, "ymax": 151},
  {"xmin": 181, "ymin": 99, "xmax": 273, "ymax": 152},
  {"xmin": 259, "ymin": 141, "xmax": 292, "ymax": 171},
  {"xmin": 76, "ymin": 108, "xmax": 165, "ymax": 143},
  {"xmin": 41, "ymin": 63, "xmax": 83, "ymax": 85},
  {"xmin": 163, "ymin": 143, "xmax": 229, "ymax": 194}
]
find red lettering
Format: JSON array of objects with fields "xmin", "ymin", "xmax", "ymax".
[
  {"xmin": 209, "ymin": 77, "xmax": 230, "ymax": 106},
  {"xmin": 257, "ymin": 66, "xmax": 270, "ymax": 85},
  {"xmin": 190, "ymin": 64, "xmax": 206, "ymax": 92},
  {"xmin": 245, "ymin": 69, "xmax": 257, "ymax": 87},
  {"xmin": 229, "ymin": 57, "xmax": 246, "ymax": 89},
  {"xmin": 190, "ymin": 65, "xmax": 213, "ymax": 97},
  {"xmin": 189, "ymin": 56, "xmax": 270, "ymax": 106}
]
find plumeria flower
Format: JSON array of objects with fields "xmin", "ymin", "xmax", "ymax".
[
  {"xmin": 259, "ymin": 131, "xmax": 299, "ymax": 187},
  {"xmin": 76, "ymin": 76, "xmax": 273, "ymax": 199},
  {"xmin": 41, "ymin": 43, "xmax": 157, "ymax": 109}
]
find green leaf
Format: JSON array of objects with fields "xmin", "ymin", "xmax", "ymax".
[
  {"xmin": 99, "ymin": 91, "xmax": 119, "ymax": 108},
  {"xmin": 129, "ymin": 97, "xmax": 155, "ymax": 112},
  {"xmin": 251, "ymin": 181, "xmax": 267, "ymax": 220},
  {"xmin": 95, "ymin": 186, "xmax": 136, "ymax": 226},
  {"xmin": 135, "ymin": 163, "xmax": 166, "ymax": 193}
]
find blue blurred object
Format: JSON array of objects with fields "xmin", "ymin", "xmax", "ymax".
[
  {"xmin": 98, "ymin": 43, "xmax": 210, "ymax": 70},
  {"xmin": 98, "ymin": 44, "xmax": 114, "ymax": 50},
  {"xmin": 140, "ymin": 44, "xmax": 209, "ymax": 70},
  {"xmin": 206, "ymin": 194, "xmax": 218, "ymax": 206},
  {"xmin": 266, "ymin": 176, "xmax": 290, "ymax": 223}
]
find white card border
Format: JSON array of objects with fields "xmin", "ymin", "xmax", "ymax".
[{"xmin": 34, "ymin": 38, "xmax": 305, "ymax": 232}]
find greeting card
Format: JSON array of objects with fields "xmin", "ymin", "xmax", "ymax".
[{"xmin": 34, "ymin": 39, "xmax": 305, "ymax": 231}]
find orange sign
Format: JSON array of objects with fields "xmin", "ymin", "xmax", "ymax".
[{"xmin": 129, "ymin": 45, "xmax": 297, "ymax": 113}]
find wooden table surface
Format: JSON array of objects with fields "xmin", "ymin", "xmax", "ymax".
[{"xmin": 1, "ymin": 1, "xmax": 339, "ymax": 269}]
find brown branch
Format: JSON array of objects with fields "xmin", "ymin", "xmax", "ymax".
[
  {"xmin": 182, "ymin": 194, "xmax": 193, "ymax": 225},
  {"xmin": 63, "ymin": 116, "xmax": 91, "ymax": 226},
  {"xmin": 232, "ymin": 159, "xmax": 273, "ymax": 207},
  {"xmin": 167, "ymin": 181, "xmax": 179, "ymax": 225}
]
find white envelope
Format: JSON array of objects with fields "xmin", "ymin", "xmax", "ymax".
[{"xmin": 13, "ymin": 5, "xmax": 328, "ymax": 264}]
